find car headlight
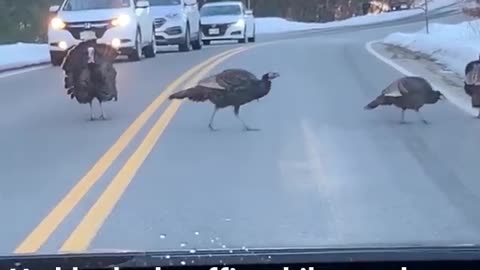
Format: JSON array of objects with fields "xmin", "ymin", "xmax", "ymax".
[
  {"xmin": 51, "ymin": 17, "xmax": 66, "ymax": 30},
  {"xmin": 234, "ymin": 19, "xmax": 245, "ymax": 27},
  {"xmin": 166, "ymin": 13, "xmax": 180, "ymax": 19},
  {"xmin": 112, "ymin": 14, "xmax": 131, "ymax": 27}
]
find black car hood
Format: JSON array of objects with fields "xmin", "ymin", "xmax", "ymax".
[{"xmin": 2, "ymin": 245, "xmax": 480, "ymax": 269}]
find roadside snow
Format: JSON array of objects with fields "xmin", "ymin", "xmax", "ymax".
[
  {"xmin": 0, "ymin": 43, "xmax": 49, "ymax": 71},
  {"xmin": 256, "ymin": 0, "xmax": 458, "ymax": 34},
  {"xmin": 383, "ymin": 20, "xmax": 480, "ymax": 75}
]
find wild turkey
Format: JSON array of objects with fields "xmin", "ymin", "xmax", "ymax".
[
  {"xmin": 62, "ymin": 40, "xmax": 119, "ymax": 120},
  {"xmin": 364, "ymin": 76, "xmax": 444, "ymax": 124},
  {"xmin": 168, "ymin": 69, "xmax": 280, "ymax": 131},
  {"xmin": 464, "ymin": 55, "xmax": 480, "ymax": 118}
]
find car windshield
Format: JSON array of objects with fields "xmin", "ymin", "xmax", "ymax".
[
  {"xmin": 201, "ymin": 5, "xmax": 241, "ymax": 16},
  {"xmin": 3, "ymin": 0, "xmax": 480, "ymax": 267},
  {"xmin": 63, "ymin": 0, "xmax": 131, "ymax": 11},
  {"xmin": 150, "ymin": 0, "xmax": 182, "ymax": 6}
]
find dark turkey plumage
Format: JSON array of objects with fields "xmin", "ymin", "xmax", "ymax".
[
  {"xmin": 168, "ymin": 69, "xmax": 280, "ymax": 131},
  {"xmin": 62, "ymin": 40, "xmax": 119, "ymax": 120},
  {"xmin": 364, "ymin": 76, "xmax": 444, "ymax": 124},
  {"xmin": 464, "ymin": 55, "xmax": 480, "ymax": 118}
]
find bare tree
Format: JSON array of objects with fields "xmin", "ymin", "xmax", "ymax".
[{"xmin": 462, "ymin": 0, "xmax": 480, "ymax": 17}]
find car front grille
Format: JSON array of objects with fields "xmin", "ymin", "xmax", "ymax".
[
  {"xmin": 154, "ymin": 18, "xmax": 167, "ymax": 29},
  {"xmin": 64, "ymin": 20, "xmax": 112, "ymax": 39},
  {"xmin": 201, "ymin": 23, "xmax": 232, "ymax": 36},
  {"xmin": 165, "ymin": 26, "xmax": 182, "ymax": 35}
]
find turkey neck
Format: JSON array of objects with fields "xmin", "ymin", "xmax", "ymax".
[
  {"xmin": 255, "ymin": 79, "xmax": 272, "ymax": 99},
  {"xmin": 424, "ymin": 92, "xmax": 441, "ymax": 104}
]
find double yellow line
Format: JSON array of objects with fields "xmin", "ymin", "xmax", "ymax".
[{"xmin": 15, "ymin": 45, "xmax": 250, "ymax": 254}]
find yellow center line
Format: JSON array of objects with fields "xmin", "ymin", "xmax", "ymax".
[
  {"xmin": 59, "ymin": 47, "xmax": 251, "ymax": 252},
  {"xmin": 14, "ymin": 47, "xmax": 246, "ymax": 254}
]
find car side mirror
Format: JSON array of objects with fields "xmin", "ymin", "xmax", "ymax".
[
  {"xmin": 49, "ymin": 5, "xmax": 60, "ymax": 13},
  {"xmin": 245, "ymin": 10, "xmax": 253, "ymax": 16},
  {"xmin": 136, "ymin": 0, "xmax": 150, "ymax": 9}
]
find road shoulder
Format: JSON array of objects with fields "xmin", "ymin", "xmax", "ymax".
[{"xmin": 365, "ymin": 40, "xmax": 477, "ymax": 117}]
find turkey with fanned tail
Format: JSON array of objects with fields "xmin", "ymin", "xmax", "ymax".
[
  {"xmin": 62, "ymin": 39, "xmax": 119, "ymax": 120},
  {"xmin": 364, "ymin": 76, "xmax": 444, "ymax": 124},
  {"xmin": 169, "ymin": 69, "xmax": 280, "ymax": 131},
  {"xmin": 464, "ymin": 54, "xmax": 480, "ymax": 118}
]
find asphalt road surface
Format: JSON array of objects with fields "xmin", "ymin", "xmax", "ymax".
[{"xmin": 1, "ymin": 6, "xmax": 478, "ymax": 257}]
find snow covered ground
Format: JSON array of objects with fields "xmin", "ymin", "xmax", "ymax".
[
  {"xmin": 0, "ymin": 0, "xmax": 458, "ymax": 71},
  {"xmin": 255, "ymin": 0, "xmax": 458, "ymax": 34},
  {"xmin": 0, "ymin": 43, "xmax": 50, "ymax": 71},
  {"xmin": 383, "ymin": 19, "xmax": 480, "ymax": 75}
]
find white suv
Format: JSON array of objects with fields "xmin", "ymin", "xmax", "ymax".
[
  {"xmin": 150, "ymin": 0, "xmax": 202, "ymax": 52},
  {"xmin": 48, "ymin": 0, "xmax": 157, "ymax": 66}
]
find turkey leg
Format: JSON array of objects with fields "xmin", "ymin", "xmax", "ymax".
[
  {"xmin": 89, "ymin": 102, "xmax": 96, "ymax": 121},
  {"xmin": 399, "ymin": 109, "xmax": 406, "ymax": 124},
  {"xmin": 99, "ymin": 101, "xmax": 106, "ymax": 120},
  {"xmin": 234, "ymin": 105, "xmax": 259, "ymax": 131},
  {"xmin": 416, "ymin": 109, "xmax": 429, "ymax": 124},
  {"xmin": 209, "ymin": 107, "xmax": 219, "ymax": 131}
]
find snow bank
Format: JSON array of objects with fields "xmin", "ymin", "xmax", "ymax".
[
  {"xmin": 383, "ymin": 20, "xmax": 480, "ymax": 75},
  {"xmin": 255, "ymin": 0, "xmax": 458, "ymax": 34},
  {"xmin": 0, "ymin": 43, "xmax": 49, "ymax": 71}
]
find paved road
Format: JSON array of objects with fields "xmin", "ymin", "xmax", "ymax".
[{"xmin": 1, "ymin": 6, "xmax": 478, "ymax": 257}]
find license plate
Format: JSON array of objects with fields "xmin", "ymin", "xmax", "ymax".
[
  {"xmin": 209, "ymin": 28, "xmax": 220, "ymax": 35},
  {"xmin": 80, "ymin": 31, "xmax": 96, "ymax": 40},
  {"xmin": 401, "ymin": 4, "xmax": 407, "ymax": 8}
]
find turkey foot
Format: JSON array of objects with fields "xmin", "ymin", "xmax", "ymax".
[
  {"xmin": 416, "ymin": 110, "xmax": 429, "ymax": 125},
  {"xmin": 243, "ymin": 126, "xmax": 260, "ymax": 132},
  {"xmin": 208, "ymin": 124, "xmax": 219, "ymax": 132}
]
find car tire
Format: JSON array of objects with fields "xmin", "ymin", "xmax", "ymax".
[
  {"xmin": 248, "ymin": 27, "xmax": 255, "ymax": 43},
  {"xmin": 191, "ymin": 27, "xmax": 202, "ymax": 50},
  {"xmin": 128, "ymin": 30, "xmax": 142, "ymax": 62},
  {"xmin": 144, "ymin": 27, "xmax": 157, "ymax": 58},
  {"xmin": 50, "ymin": 51, "xmax": 65, "ymax": 66},
  {"xmin": 238, "ymin": 28, "xmax": 247, "ymax": 43},
  {"xmin": 179, "ymin": 24, "xmax": 192, "ymax": 52},
  {"xmin": 203, "ymin": 40, "xmax": 211, "ymax": 45}
]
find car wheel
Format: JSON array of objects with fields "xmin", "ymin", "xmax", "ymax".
[
  {"xmin": 238, "ymin": 28, "xmax": 247, "ymax": 43},
  {"xmin": 179, "ymin": 24, "xmax": 192, "ymax": 52},
  {"xmin": 144, "ymin": 27, "xmax": 157, "ymax": 58},
  {"xmin": 248, "ymin": 27, "xmax": 255, "ymax": 43},
  {"xmin": 50, "ymin": 51, "xmax": 65, "ymax": 66},
  {"xmin": 191, "ymin": 26, "xmax": 202, "ymax": 50},
  {"xmin": 203, "ymin": 40, "xmax": 211, "ymax": 45},
  {"xmin": 128, "ymin": 30, "xmax": 142, "ymax": 61}
]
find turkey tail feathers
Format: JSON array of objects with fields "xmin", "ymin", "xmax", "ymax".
[
  {"xmin": 364, "ymin": 99, "xmax": 380, "ymax": 110},
  {"xmin": 168, "ymin": 89, "xmax": 190, "ymax": 100},
  {"xmin": 364, "ymin": 95, "xmax": 394, "ymax": 110},
  {"xmin": 169, "ymin": 87, "xmax": 209, "ymax": 102}
]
